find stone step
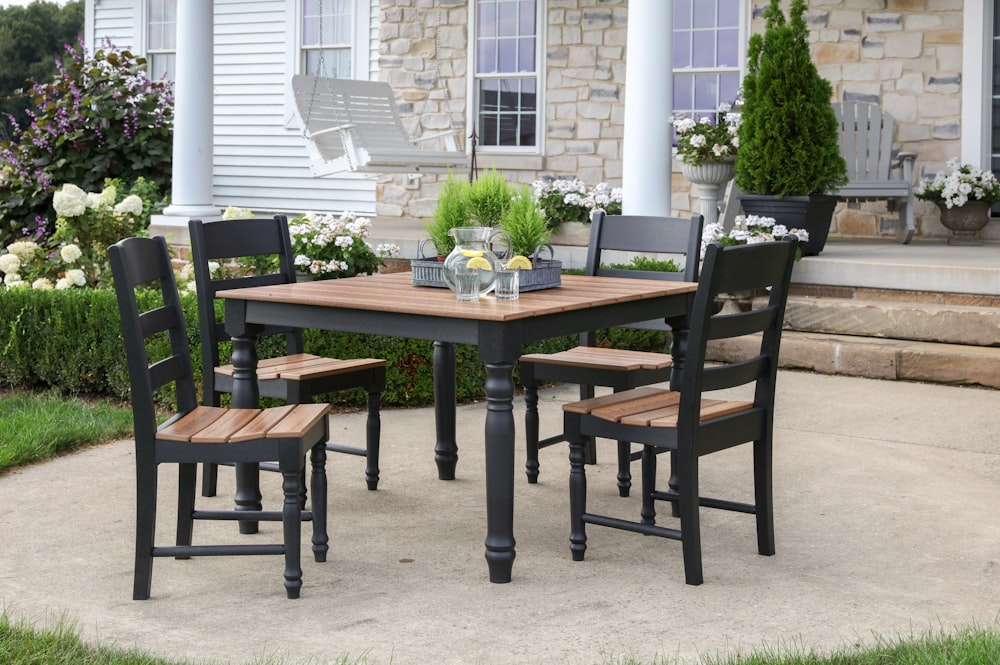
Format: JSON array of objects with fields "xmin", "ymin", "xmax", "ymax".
[
  {"xmin": 778, "ymin": 296, "xmax": 1000, "ymax": 347},
  {"xmin": 707, "ymin": 331, "xmax": 1000, "ymax": 389}
]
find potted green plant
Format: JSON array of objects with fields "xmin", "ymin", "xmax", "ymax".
[
  {"xmin": 423, "ymin": 172, "xmax": 473, "ymax": 258},
  {"xmin": 735, "ymin": 0, "xmax": 848, "ymax": 256},
  {"xmin": 466, "ymin": 168, "xmax": 514, "ymax": 227},
  {"xmin": 498, "ymin": 185, "xmax": 561, "ymax": 291}
]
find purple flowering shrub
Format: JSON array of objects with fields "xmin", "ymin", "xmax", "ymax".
[{"xmin": 0, "ymin": 39, "xmax": 173, "ymax": 247}]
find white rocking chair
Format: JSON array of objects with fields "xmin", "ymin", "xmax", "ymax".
[{"xmin": 291, "ymin": 75, "xmax": 466, "ymax": 177}]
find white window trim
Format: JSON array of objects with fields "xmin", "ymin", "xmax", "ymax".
[
  {"xmin": 961, "ymin": 0, "xmax": 990, "ymax": 168},
  {"xmin": 467, "ymin": 0, "xmax": 545, "ymax": 155},
  {"xmin": 671, "ymin": 0, "xmax": 749, "ymax": 117},
  {"xmin": 283, "ymin": 0, "xmax": 373, "ymax": 129}
]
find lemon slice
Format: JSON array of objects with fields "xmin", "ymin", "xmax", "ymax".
[
  {"xmin": 461, "ymin": 250, "xmax": 485, "ymax": 258},
  {"xmin": 505, "ymin": 255, "xmax": 533, "ymax": 270},
  {"xmin": 465, "ymin": 256, "xmax": 493, "ymax": 270}
]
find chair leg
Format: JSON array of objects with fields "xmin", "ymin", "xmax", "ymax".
[
  {"xmin": 754, "ymin": 436, "xmax": 776, "ymax": 556},
  {"xmin": 668, "ymin": 450, "xmax": 680, "ymax": 518},
  {"xmin": 365, "ymin": 390, "xmax": 381, "ymax": 490},
  {"xmin": 133, "ymin": 462, "xmax": 158, "ymax": 600},
  {"xmin": 616, "ymin": 440, "xmax": 633, "ymax": 497},
  {"xmin": 201, "ymin": 462, "xmax": 219, "ymax": 497},
  {"xmin": 568, "ymin": 436, "xmax": 588, "ymax": 561},
  {"xmin": 310, "ymin": 443, "xmax": 329, "ymax": 562},
  {"xmin": 524, "ymin": 384, "xmax": 541, "ymax": 483},
  {"xmin": 677, "ymin": 451, "xmax": 703, "ymax": 585},
  {"xmin": 281, "ymin": 468, "xmax": 303, "ymax": 599},
  {"xmin": 175, "ymin": 463, "xmax": 197, "ymax": 557},
  {"xmin": 640, "ymin": 445, "xmax": 657, "ymax": 525}
]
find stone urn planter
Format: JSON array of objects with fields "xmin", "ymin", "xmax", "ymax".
[
  {"xmin": 936, "ymin": 200, "xmax": 992, "ymax": 246},
  {"xmin": 682, "ymin": 159, "xmax": 736, "ymax": 228}
]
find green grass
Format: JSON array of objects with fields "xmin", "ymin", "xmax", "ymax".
[{"xmin": 0, "ymin": 390, "xmax": 134, "ymax": 473}]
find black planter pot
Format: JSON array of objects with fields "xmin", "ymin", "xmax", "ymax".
[{"xmin": 737, "ymin": 194, "xmax": 838, "ymax": 256}]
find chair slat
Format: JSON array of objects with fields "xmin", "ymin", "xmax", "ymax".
[
  {"xmin": 562, "ymin": 386, "xmax": 665, "ymax": 414},
  {"xmin": 266, "ymin": 404, "xmax": 332, "ymax": 439},
  {"xmin": 591, "ymin": 390, "xmax": 681, "ymax": 422},
  {"xmin": 228, "ymin": 405, "xmax": 297, "ymax": 443},
  {"xmin": 158, "ymin": 406, "xmax": 230, "ymax": 442},
  {"xmin": 190, "ymin": 408, "xmax": 264, "ymax": 444}
]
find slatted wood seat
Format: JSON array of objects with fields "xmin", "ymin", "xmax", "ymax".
[
  {"xmin": 291, "ymin": 75, "xmax": 466, "ymax": 176},
  {"xmin": 562, "ymin": 237, "xmax": 799, "ymax": 585},
  {"xmin": 519, "ymin": 210, "xmax": 703, "ymax": 494},
  {"xmin": 833, "ymin": 101, "xmax": 916, "ymax": 244},
  {"xmin": 109, "ymin": 235, "xmax": 331, "ymax": 600},
  {"xmin": 189, "ymin": 216, "xmax": 387, "ymax": 496}
]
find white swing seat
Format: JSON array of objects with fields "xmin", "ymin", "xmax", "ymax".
[{"xmin": 291, "ymin": 75, "xmax": 466, "ymax": 177}]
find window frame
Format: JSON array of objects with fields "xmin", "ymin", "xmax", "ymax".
[
  {"xmin": 468, "ymin": 0, "xmax": 544, "ymax": 155},
  {"xmin": 671, "ymin": 0, "xmax": 748, "ymax": 123},
  {"xmin": 145, "ymin": 0, "xmax": 177, "ymax": 82}
]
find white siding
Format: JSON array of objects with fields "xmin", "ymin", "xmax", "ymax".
[
  {"xmin": 88, "ymin": 0, "xmax": 137, "ymax": 51},
  {"xmin": 88, "ymin": 0, "xmax": 381, "ymax": 216}
]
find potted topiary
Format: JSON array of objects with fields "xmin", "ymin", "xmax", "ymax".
[
  {"xmin": 735, "ymin": 0, "xmax": 848, "ymax": 256},
  {"xmin": 498, "ymin": 185, "xmax": 561, "ymax": 291}
]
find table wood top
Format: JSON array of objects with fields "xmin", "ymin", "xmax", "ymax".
[{"xmin": 217, "ymin": 272, "xmax": 698, "ymax": 323}]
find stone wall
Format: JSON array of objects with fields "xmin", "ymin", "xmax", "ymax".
[{"xmin": 377, "ymin": 0, "xmax": 983, "ymax": 241}]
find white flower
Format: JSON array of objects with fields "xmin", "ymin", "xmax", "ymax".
[
  {"xmin": 56, "ymin": 277, "xmax": 73, "ymax": 289},
  {"xmin": 65, "ymin": 268, "xmax": 87, "ymax": 286},
  {"xmin": 689, "ymin": 134, "xmax": 707, "ymax": 148},
  {"xmin": 222, "ymin": 205, "xmax": 253, "ymax": 220},
  {"xmin": 207, "ymin": 261, "xmax": 221, "ymax": 276},
  {"xmin": 32, "ymin": 277, "xmax": 54, "ymax": 290},
  {"xmin": 114, "ymin": 195, "xmax": 143, "ymax": 216},
  {"xmin": 6, "ymin": 240, "xmax": 39, "ymax": 261},
  {"xmin": 0, "ymin": 253, "xmax": 20, "ymax": 274},
  {"xmin": 3, "ymin": 272, "xmax": 23, "ymax": 287},
  {"xmin": 60, "ymin": 244, "xmax": 82, "ymax": 263},
  {"xmin": 53, "ymin": 184, "xmax": 88, "ymax": 217}
]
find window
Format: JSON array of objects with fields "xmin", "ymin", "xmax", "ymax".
[
  {"xmin": 672, "ymin": 0, "xmax": 741, "ymax": 120},
  {"xmin": 474, "ymin": 0, "xmax": 539, "ymax": 149},
  {"xmin": 147, "ymin": 0, "xmax": 176, "ymax": 81},
  {"xmin": 302, "ymin": 0, "xmax": 353, "ymax": 77}
]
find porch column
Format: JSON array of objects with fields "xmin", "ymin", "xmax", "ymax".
[
  {"xmin": 622, "ymin": 0, "xmax": 672, "ymax": 216},
  {"xmin": 162, "ymin": 0, "xmax": 219, "ymax": 219}
]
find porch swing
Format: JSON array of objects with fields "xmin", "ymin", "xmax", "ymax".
[{"xmin": 291, "ymin": 5, "xmax": 467, "ymax": 177}]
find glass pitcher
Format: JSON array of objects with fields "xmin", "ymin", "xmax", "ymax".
[{"xmin": 442, "ymin": 227, "xmax": 511, "ymax": 295}]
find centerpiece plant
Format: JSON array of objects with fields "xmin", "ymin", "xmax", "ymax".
[{"xmin": 735, "ymin": 0, "xmax": 847, "ymax": 255}]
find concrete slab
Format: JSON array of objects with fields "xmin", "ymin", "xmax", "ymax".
[{"xmin": 1, "ymin": 371, "xmax": 998, "ymax": 664}]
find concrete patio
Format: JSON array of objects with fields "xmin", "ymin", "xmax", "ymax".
[{"xmin": 0, "ymin": 370, "xmax": 998, "ymax": 664}]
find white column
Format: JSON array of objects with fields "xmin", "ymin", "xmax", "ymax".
[
  {"xmin": 622, "ymin": 0, "xmax": 672, "ymax": 216},
  {"xmin": 162, "ymin": 0, "xmax": 219, "ymax": 218}
]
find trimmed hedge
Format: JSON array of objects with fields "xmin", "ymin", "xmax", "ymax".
[{"xmin": 0, "ymin": 287, "xmax": 669, "ymax": 408}]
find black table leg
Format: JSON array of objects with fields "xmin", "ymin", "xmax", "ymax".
[
  {"xmin": 483, "ymin": 359, "xmax": 516, "ymax": 583},
  {"xmin": 433, "ymin": 341, "xmax": 459, "ymax": 480},
  {"xmin": 229, "ymin": 329, "xmax": 262, "ymax": 534}
]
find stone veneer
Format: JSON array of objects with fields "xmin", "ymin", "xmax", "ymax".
[{"xmin": 377, "ymin": 0, "xmax": 990, "ymax": 241}]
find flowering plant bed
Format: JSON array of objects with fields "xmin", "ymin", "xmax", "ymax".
[{"xmin": 915, "ymin": 158, "xmax": 1000, "ymax": 209}]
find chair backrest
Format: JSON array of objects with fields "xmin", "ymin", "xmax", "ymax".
[
  {"xmin": 188, "ymin": 216, "xmax": 300, "ymax": 405},
  {"xmin": 109, "ymin": 236, "xmax": 199, "ymax": 445},
  {"xmin": 292, "ymin": 75, "xmax": 412, "ymax": 161},
  {"xmin": 832, "ymin": 101, "xmax": 896, "ymax": 182},
  {"xmin": 678, "ymin": 238, "xmax": 798, "ymax": 440},
  {"xmin": 581, "ymin": 210, "xmax": 704, "ymax": 342}
]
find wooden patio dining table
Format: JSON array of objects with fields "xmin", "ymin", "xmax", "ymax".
[{"xmin": 219, "ymin": 271, "xmax": 697, "ymax": 583}]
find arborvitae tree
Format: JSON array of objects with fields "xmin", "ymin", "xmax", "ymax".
[{"xmin": 735, "ymin": 0, "xmax": 847, "ymax": 197}]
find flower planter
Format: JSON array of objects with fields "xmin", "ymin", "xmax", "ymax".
[
  {"xmin": 737, "ymin": 194, "xmax": 838, "ymax": 256},
  {"xmin": 936, "ymin": 200, "xmax": 991, "ymax": 246}
]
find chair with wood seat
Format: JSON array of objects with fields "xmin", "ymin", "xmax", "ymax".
[
  {"xmin": 189, "ymin": 216, "xmax": 387, "ymax": 497},
  {"xmin": 109, "ymin": 235, "xmax": 330, "ymax": 600},
  {"xmin": 561, "ymin": 237, "xmax": 799, "ymax": 585},
  {"xmin": 519, "ymin": 210, "xmax": 703, "ymax": 494}
]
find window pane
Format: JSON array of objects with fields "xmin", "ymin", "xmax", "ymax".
[
  {"xmin": 717, "ymin": 28, "xmax": 738, "ymax": 67},
  {"xmin": 693, "ymin": 0, "xmax": 714, "ymax": 29},
  {"xmin": 718, "ymin": 0, "xmax": 739, "ymax": 27},
  {"xmin": 519, "ymin": 37, "xmax": 534, "ymax": 72},
  {"xmin": 674, "ymin": 0, "xmax": 691, "ymax": 30},
  {"xmin": 498, "ymin": 38, "xmax": 516, "ymax": 71},
  {"xmin": 674, "ymin": 31, "xmax": 691, "ymax": 68},
  {"xmin": 694, "ymin": 73, "xmax": 719, "ymax": 112},
  {"xmin": 519, "ymin": 0, "xmax": 535, "ymax": 35},
  {"xmin": 719, "ymin": 73, "xmax": 740, "ymax": 106},
  {"xmin": 498, "ymin": 0, "xmax": 517, "ymax": 37},
  {"xmin": 673, "ymin": 73, "xmax": 694, "ymax": 110},
  {"xmin": 692, "ymin": 34, "xmax": 716, "ymax": 68}
]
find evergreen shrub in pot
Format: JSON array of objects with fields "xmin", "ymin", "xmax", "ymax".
[{"xmin": 735, "ymin": 0, "xmax": 847, "ymax": 255}]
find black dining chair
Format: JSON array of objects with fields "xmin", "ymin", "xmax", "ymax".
[
  {"xmin": 189, "ymin": 216, "xmax": 387, "ymax": 496},
  {"xmin": 561, "ymin": 237, "xmax": 799, "ymax": 585},
  {"xmin": 519, "ymin": 210, "xmax": 703, "ymax": 494},
  {"xmin": 109, "ymin": 235, "xmax": 330, "ymax": 599}
]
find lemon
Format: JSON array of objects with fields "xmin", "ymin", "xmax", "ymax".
[
  {"xmin": 505, "ymin": 255, "xmax": 533, "ymax": 271},
  {"xmin": 461, "ymin": 250, "xmax": 485, "ymax": 258},
  {"xmin": 465, "ymin": 256, "xmax": 493, "ymax": 270}
]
